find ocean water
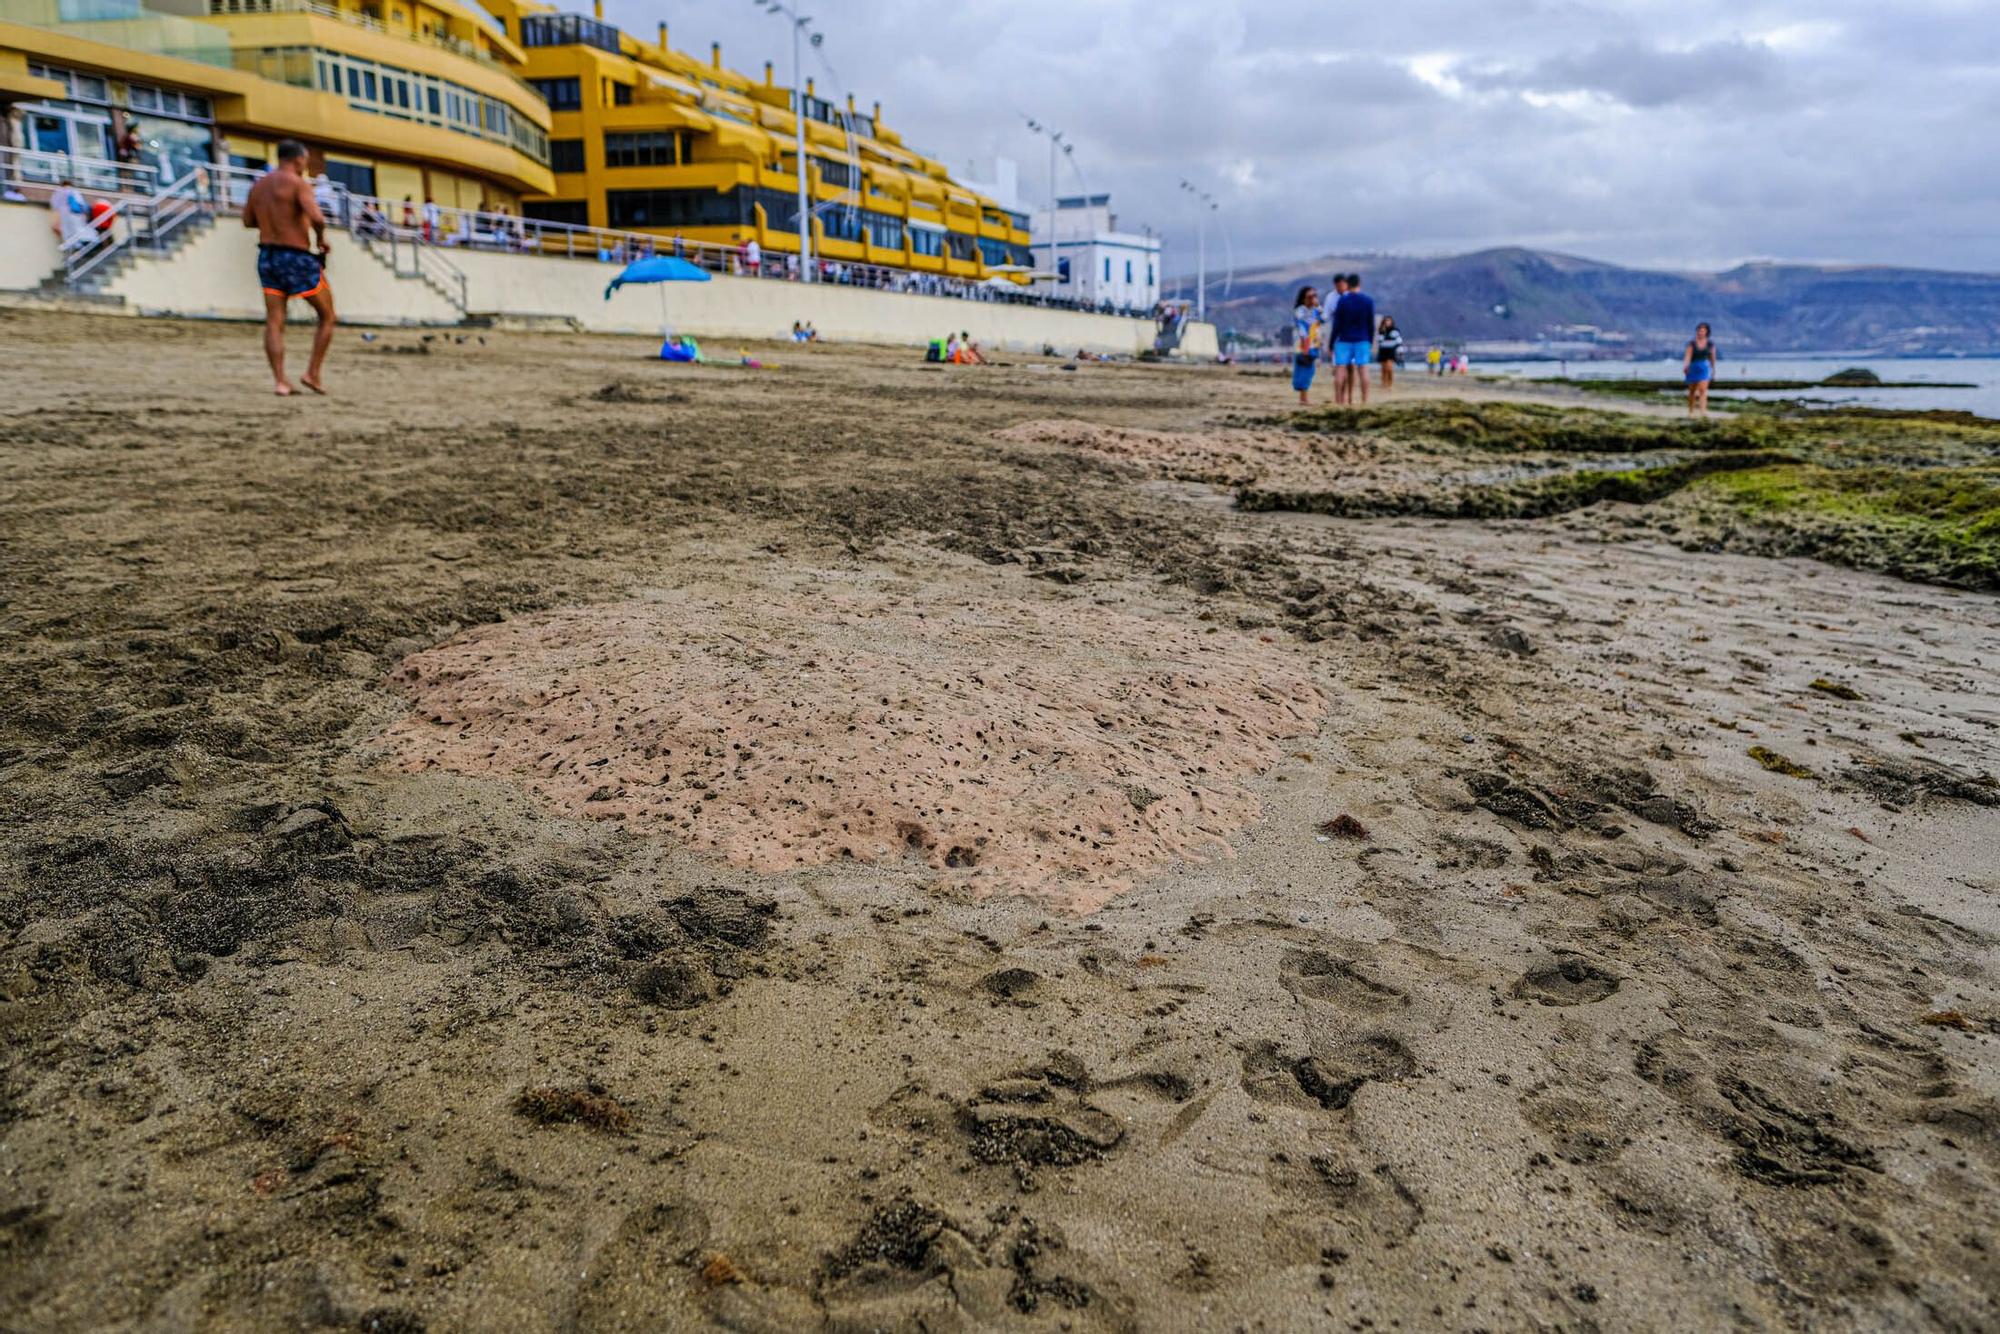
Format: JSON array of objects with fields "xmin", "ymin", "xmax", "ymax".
[{"xmin": 1476, "ymin": 356, "xmax": 2000, "ymax": 419}]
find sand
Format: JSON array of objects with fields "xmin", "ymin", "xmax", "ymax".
[
  {"xmin": 1, "ymin": 307, "xmax": 1996, "ymax": 1332},
  {"xmin": 382, "ymin": 573, "xmax": 1324, "ymax": 910}
]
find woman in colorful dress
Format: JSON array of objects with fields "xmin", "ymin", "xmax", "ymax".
[{"xmin": 1291, "ymin": 285, "xmax": 1330, "ymax": 406}]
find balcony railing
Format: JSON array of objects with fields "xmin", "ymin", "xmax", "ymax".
[
  {"xmin": 207, "ymin": 0, "xmax": 508, "ymax": 70},
  {"xmin": 338, "ymin": 194, "xmax": 1158, "ymax": 316},
  {"xmin": 0, "ymin": 145, "xmax": 161, "ymax": 200}
]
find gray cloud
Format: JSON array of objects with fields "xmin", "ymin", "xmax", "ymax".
[
  {"xmin": 1457, "ymin": 38, "xmax": 1783, "ymax": 107},
  {"xmin": 601, "ymin": 1, "xmax": 2000, "ymax": 275}
]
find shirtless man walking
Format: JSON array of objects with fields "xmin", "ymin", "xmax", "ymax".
[{"xmin": 242, "ymin": 140, "xmax": 335, "ymax": 396}]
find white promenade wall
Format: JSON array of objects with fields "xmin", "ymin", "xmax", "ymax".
[
  {"xmin": 0, "ymin": 203, "xmax": 1218, "ymax": 358},
  {"xmin": 0, "ymin": 202, "xmax": 62, "ymax": 291},
  {"xmin": 101, "ymin": 220, "xmax": 465, "ymax": 324},
  {"xmin": 446, "ymin": 249, "xmax": 1217, "ymax": 357}
]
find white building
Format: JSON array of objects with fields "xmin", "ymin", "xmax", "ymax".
[{"xmin": 1034, "ymin": 194, "xmax": 1160, "ymax": 313}]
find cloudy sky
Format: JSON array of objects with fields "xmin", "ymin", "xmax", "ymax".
[{"xmin": 605, "ymin": 1, "xmax": 2000, "ymax": 277}]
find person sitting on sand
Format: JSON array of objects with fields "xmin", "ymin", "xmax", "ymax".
[
  {"xmin": 1683, "ymin": 322, "xmax": 1719, "ymax": 417},
  {"xmin": 1290, "ymin": 285, "xmax": 1330, "ymax": 406},
  {"xmin": 958, "ymin": 332, "xmax": 986, "ymax": 364},
  {"xmin": 241, "ymin": 139, "xmax": 335, "ymax": 397},
  {"xmin": 945, "ymin": 332, "xmax": 962, "ymax": 363}
]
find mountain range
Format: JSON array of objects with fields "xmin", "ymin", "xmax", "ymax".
[{"xmin": 1191, "ymin": 248, "xmax": 2000, "ymax": 355}]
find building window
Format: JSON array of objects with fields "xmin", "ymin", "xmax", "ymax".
[
  {"xmin": 529, "ymin": 77, "xmax": 581, "ymax": 111},
  {"xmin": 309, "ymin": 49, "xmax": 547, "ymax": 164},
  {"xmin": 822, "ymin": 208, "xmax": 861, "ymax": 243},
  {"xmin": 523, "ymin": 199, "xmax": 590, "ymax": 226},
  {"xmin": 604, "ymin": 131, "xmax": 680, "ymax": 168},
  {"xmin": 606, "ymin": 187, "xmax": 745, "ymax": 229},
  {"xmin": 753, "ymin": 188, "xmax": 799, "ymax": 231},
  {"xmin": 611, "ymin": 82, "xmax": 632, "ymax": 106},
  {"xmin": 519, "ymin": 13, "xmax": 621, "ymax": 53},
  {"xmin": 549, "ymin": 138, "xmax": 585, "ymax": 173},
  {"xmin": 862, "ymin": 210, "xmax": 902, "ymax": 249},
  {"xmin": 910, "ymin": 226, "xmax": 944, "ymax": 258},
  {"xmin": 815, "ymin": 156, "xmax": 855, "ymax": 190},
  {"xmin": 1125, "ymin": 259, "xmax": 1132, "ymax": 283},
  {"xmin": 27, "ymin": 62, "xmax": 71, "ymax": 95},
  {"xmin": 1103, "ymin": 258, "xmax": 1110, "ymax": 282},
  {"xmin": 1147, "ymin": 264, "xmax": 1154, "ymax": 286},
  {"xmin": 322, "ymin": 160, "xmax": 376, "ymax": 196},
  {"xmin": 1058, "ymin": 257, "xmax": 1071, "ymax": 282}
]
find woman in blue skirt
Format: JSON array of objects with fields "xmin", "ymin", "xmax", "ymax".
[
  {"xmin": 1683, "ymin": 322, "xmax": 1719, "ymax": 417},
  {"xmin": 1292, "ymin": 285, "xmax": 1330, "ymax": 405}
]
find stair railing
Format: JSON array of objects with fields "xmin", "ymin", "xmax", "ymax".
[{"xmin": 64, "ymin": 166, "xmax": 210, "ymax": 285}]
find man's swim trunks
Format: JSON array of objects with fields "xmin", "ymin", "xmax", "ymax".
[{"xmin": 258, "ymin": 243, "xmax": 324, "ymax": 299}]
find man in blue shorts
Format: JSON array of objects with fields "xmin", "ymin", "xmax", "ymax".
[
  {"xmin": 1329, "ymin": 272, "xmax": 1376, "ymax": 406},
  {"xmin": 242, "ymin": 139, "xmax": 335, "ymax": 396}
]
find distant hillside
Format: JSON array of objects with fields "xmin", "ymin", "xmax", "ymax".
[{"xmin": 1192, "ymin": 247, "xmax": 2000, "ymax": 355}]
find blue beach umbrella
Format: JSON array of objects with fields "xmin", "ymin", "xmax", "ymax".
[
  {"xmin": 603, "ymin": 255, "xmax": 712, "ymax": 360},
  {"xmin": 603, "ymin": 255, "xmax": 711, "ymax": 299}
]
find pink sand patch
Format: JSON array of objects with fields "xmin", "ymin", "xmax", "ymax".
[{"xmin": 382, "ymin": 582, "xmax": 1324, "ymax": 911}]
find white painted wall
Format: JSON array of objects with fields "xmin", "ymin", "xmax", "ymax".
[
  {"xmin": 0, "ymin": 208, "xmax": 1218, "ymax": 358},
  {"xmin": 447, "ymin": 249, "xmax": 1209, "ymax": 356},
  {"xmin": 101, "ymin": 222, "xmax": 463, "ymax": 324},
  {"xmin": 1051, "ymin": 235, "xmax": 1160, "ymax": 311},
  {"xmin": 0, "ymin": 202, "xmax": 63, "ymax": 292}
]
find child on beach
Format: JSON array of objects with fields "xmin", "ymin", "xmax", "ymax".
[{"xmin": 1291, "ymin": 286, "xmax": 1329, "ymax": 405}]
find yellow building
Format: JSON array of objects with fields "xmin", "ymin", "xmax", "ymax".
[
  {"xmin": 0, "ymin": 0, "xmax": 551, "ymax": 211},
  {"xmin": 477, "ymin": 0, "xmax": 1032, "ymax": 280}
]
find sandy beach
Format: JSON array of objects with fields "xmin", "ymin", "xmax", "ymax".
[{"xmin": 2, "ymin": 308, "xmax": 1995, "ymax": 1331}]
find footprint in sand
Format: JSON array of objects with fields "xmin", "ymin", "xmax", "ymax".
[
  {"xmin": 1278, "ymin": 948, "xmax": 1410, "ymax": 1011},
  {"xmin": 1510, "ymin": 955, "xmax": 1622, "ymax": 1006}
]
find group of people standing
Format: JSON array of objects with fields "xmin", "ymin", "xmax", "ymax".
[{"xmin": 1291, "ymin": 274, "xmax": 1402, "ymax": 406}]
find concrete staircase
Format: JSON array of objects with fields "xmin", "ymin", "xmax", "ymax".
[
  {"xmin": 352, "ymin": 232, "xmax": 469, "ymax": 317},
  {"xmin": 33, "ymin": 207, "xmax": 217, "ymax": 303}
]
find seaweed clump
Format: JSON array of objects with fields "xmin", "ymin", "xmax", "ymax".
[
  {"xmin": 1749, "ymin": 746, "xmax": 1815, "ymax": 780},
  {"xmin": 1240, "ymin": 450, "xmax": 1795, "ymax": 520},
  {"xmin": 1678, "ymin": 464, "xmax": 2000, "ymax": 591},
  {"xmin": 513, "ymin": 1085, "xmax": 634, "ymax": 1133}
]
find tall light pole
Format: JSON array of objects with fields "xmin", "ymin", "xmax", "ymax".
[
  {"xmin": 757, "ymin": 1, "xmax": 818, "ymax": 281},
  {"xmin": 1179, "ymin": 180, "xmax": 1217, "ymax": 320},
  {"xmin": 1024, "ymin": 117, "xmax": 1076, "ymax": 289}
]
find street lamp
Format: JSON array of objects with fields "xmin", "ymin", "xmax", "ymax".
[
  {"xmin": 1179, "ymin": 180, "xmax": 1218, "ymax": 321},
  {"xmin": 1023, "ymin": 116, "xmax": 1079, "ymax": 289},
  {"xmin": 755, "ymin": 0, "xmax": 820, "ymax": 281}
]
